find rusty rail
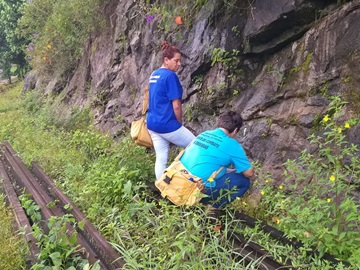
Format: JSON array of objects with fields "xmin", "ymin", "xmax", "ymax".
[{"xmin": 0, "ymin": 142, "xmax": 124, "ymax": 269}]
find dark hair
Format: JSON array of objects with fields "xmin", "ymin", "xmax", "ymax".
[
  {"xmin": 217, "ymin": 111, "xmax": 243, "ymax": 133},
  {"xmin": 161, "ymin": 41, "xmax": 180, "ymax": 60}
]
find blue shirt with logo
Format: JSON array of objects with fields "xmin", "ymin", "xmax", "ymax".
[
  {"xmin": 146, "ymin": 68, "xmax": 182, "ymax": 133},
  {"xmin": 180, "ymin": 128, "xmax": 252, "ymax": 181}
]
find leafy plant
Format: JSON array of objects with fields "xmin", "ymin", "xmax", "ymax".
[
  {"xmin": 19, "ymin": 194, "xmax": 42, "ymax": 223},
  {"xmin": 254, "ymin": 96, "xmax": 360, "ymax": 266},
  {"xmin": 19, "ymin": 0, "xmax": 106, "ymax": 76},
  {"xmin": 0, "ymin": 0, "xmax": 29, "ymax": 80},
  {"xmin": 19, "ymin": 194, "xmax": 99, "ymax": 270}
]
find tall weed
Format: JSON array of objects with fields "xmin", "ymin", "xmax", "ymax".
[
  {"xmin": 0, "ymin": 194, "xmax": 28, "ymax": 270},
  {"xmin": 253, "ymin": 97, "xmax": 360, "ymax": 266}
]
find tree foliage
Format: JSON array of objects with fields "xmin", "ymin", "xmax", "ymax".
[
  {"xmin": 19, "ymin": 0, "xmax": 106, "ymax": 77},
  {"xmin": 0, "ymin": 0, "xmax": 29, "ymax": 80}
]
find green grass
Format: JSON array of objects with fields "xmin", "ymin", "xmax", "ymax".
[{"xmin": 0, "ymin": 194, "xmax": 28, "ymax": 270}]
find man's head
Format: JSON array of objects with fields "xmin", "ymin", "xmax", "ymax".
[{"xmin": 218, "ymin": 111, "xmax": 243, "ymax": 135}]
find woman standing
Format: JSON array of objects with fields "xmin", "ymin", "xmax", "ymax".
[{"xmin": 147, "ymin": 41, "xmax": 195, "ymax": 179}]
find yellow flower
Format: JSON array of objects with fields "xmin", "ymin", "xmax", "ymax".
[
  {"xmin": 345, "ymin": 122, "xmax": 350, "ymax": 129},
  {"xmin": 274, "ymin": 217, "xmax": 280, "ymax": 224},
  {"xmin": 281, "ymin": 200, "xmax": 285, "ymax": 204},
  {"xmin": 42, "ymin": 56, "xmax": 47, "ymax": 61},
  {"xmin": 327, "ymin": 198, "xmax": 331, "ymax": 203},
  {"xmin": 338, "ymin": 128, "xmax": 342, "ymax": 134},
  {"xmin": 46, "ymin": 44, "xmax": 52, "ymax": 50},
  {"xmin": 208, "ymin": 177, "xmax": 214, "ymax": 182},
  {"xmin": 279, "ymin": 185, "xmax": 283, "ymax": 190},
  {"xmin": 265, "ymin": 179, "xmax": 269, "ymax": 183},
  {"xmin": 323, "ymin": 115, "xmax": 329, "ymax": 122},
  {"xmin": 261, "ymin": 190, "xmax": 265, "ymax": 195},
  {"xmin": 330, "ymin": 175, "xmax": 335, "ymax": 181},
  {"xmin": 242, "ymin": 201, "xmax": 247, "ymax": 206}
]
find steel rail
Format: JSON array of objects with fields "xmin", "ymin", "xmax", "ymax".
[
  {"xmin": 0, "ymin": 142, "xmax": 124, "ymax": 269},
  {"xmin": 31, "ymin": 161, "xmax": 124, "ymax": 269},
  {"xmin": 231, "ymin": 211, "xmax": 350, "ymax": 267},
  {"xmin": 1, "ymin": 143, "xmax": 104, "ymax": 268},
  {"xmin": 0, "ymin": 161, "xmax": 39, "ymax": 266}
]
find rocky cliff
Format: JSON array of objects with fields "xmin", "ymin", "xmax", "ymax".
[{"xmin": 24, "ymin": 0, "xmax": 360, "ymax": 180}]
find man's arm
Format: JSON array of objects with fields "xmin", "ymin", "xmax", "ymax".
[
  {"xmin": 172, "ymin": 98, "xmax": 182, "ymax": 124},
  {"xmin": 242, "ymin": 167, "xmax": 255, "ymax": 178}
]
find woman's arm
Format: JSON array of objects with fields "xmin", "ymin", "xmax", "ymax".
[{"xmin": 172, "ymin": 98, "xmax": 182, "ymax": 124}]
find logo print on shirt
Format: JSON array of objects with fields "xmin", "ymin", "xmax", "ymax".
[{"xmin": 149, "ymin": 75, "xmax": 160, "ymax": 84}]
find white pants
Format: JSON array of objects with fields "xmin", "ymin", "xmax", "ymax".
[{"xmin": 149, "ymin": 126, "xmax": 195, "ymax": 179}]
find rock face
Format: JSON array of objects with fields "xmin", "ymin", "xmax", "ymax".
[{"xmin": 24, "ymin": 0, "xmax": 360, "ymax": 180}]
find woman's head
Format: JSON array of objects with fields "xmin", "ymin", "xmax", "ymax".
[
  {"xmin": 161, "ymin": 41, "xmax": 181, "ymax": 72},
  {"xmin": 218, "ymin": 111, "xmax": 243, "ymax": 134}
]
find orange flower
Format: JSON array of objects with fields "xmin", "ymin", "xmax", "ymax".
[{"xmin": 174, "ymin": 16, "xmax": 184, "ymax": 25}]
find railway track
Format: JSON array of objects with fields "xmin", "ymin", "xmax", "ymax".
[
  {"xmin": 0, "ymin": 141, "xmax": 124, "ymax": 269},
  {"xmin": 0, "ymin": 141, "xmax": 349, "ymax": 269}
]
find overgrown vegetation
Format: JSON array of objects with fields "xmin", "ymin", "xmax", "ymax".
[
  {"xmin": 0, "ymin": 82, "xmax": 359, "ymax": 269},
  {"xmin": 18, "ymin": 0, "xmax": 106, "ymax": 77},
  {"xmin": 19, "ymin": 194, "xmax": 99, "ymax": 270},
  {"xmin": 0, "ymin": 0, "xmax": 29, "ymax": 80},
  {"xmin": 0, "ymin": 194, "xmax": 28, "ymax": 270},
  {"xmin": 243, "ymin": 97, "xmax": 360, "ymax": 266}
]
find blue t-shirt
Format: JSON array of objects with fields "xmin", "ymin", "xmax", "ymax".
[
  {"xmin": 180, "ymin": 128, "xmax": 252, "ymax": 180},
  {"xmin": 146, "ymin": 68, "xmax": 183, "ymax": 133}
]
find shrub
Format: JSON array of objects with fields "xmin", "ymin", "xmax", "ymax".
[
  {"xmin": 19, "ymin": 0, "xmax": 106, "ymax": 77},
  {"xmin": 255, "ymin": 97, "xmax": 360, "ymax": 266}
]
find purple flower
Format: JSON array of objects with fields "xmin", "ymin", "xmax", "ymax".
[
  {"xmin": 27, "ymin": 43, "xmax": 34, "ymax": 51},
  {"xmin": 146, "ymin": 15, "xmax": 155, "ymax": 23},
  {"xmin": 33, "ymin": 33, "xmax": 38, "ymax": 39}
]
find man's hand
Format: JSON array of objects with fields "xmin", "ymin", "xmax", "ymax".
[
  {"xmin": 242, "ymin": 167, "xmax": 255, "ymax": 178},
  {"xmin": 196, "ymin": 180, "xmax": 205, "ymax": 193}
]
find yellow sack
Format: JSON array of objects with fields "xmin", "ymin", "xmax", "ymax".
[
  {"xmin": 155, "ymin": 148, "xmax": 224, "ymax": 206},
  {"xmin": 155, "ymin": 161, "xmax": 202, "ymax": 206},
  {"xmin": 130, "ymin": 85, "xmax": 153, "ymax": 148},
  {"xmin": 155, "ymin": 151, "xmax": 203, "ymax": 206},
  {"xmin": 130, "ymin": 117, "xmax": 153, "ymax": 148}
]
